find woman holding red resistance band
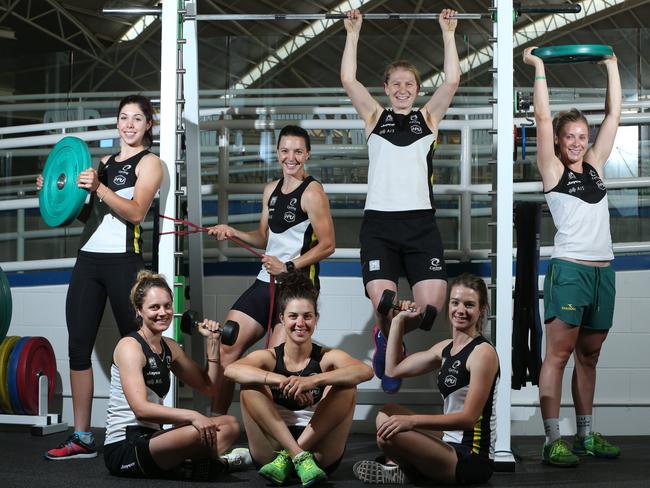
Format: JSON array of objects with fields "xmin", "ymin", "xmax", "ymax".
[{"xmin": 207, "ymin": 125, "xmax": 335, "ymax": 415}]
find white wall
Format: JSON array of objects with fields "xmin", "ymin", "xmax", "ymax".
[{"xmin": 4, "ymin": 269, "xmax": 650, "ymax": 434}]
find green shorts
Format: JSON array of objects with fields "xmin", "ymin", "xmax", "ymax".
[{"xmin": 543, "ymin": 259, "xmax": 616, "ymax": 330}]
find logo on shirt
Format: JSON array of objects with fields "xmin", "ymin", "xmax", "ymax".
[
  {"xmin": 410, "ymin": 114, "xmax": 419, "ymax": 123},
  {"xmin": 589, "ymin": 170, "xmax": 606, "ymax": 190},
  {"xmin": 369, "ymin": 259, "xmax": 380, "ymax": 272},
  {"xmin": 561, "ymin": 303, "xmax": 577, "ymax": 311},
  {"xmin": 148, "ymin": 356, "xmax": 157, "ymax": 369},
  {"xmin": 269, "ymin": 196, "xmax": 277, "ymax": 207},
  {"xmin": 568, "ymin": 172, "xmax": 576, "ymax": 179},
  {"xmin": 287, "ymin": 198, "xmax": 297, "ymax": 211},
  {"xmin": 118, "ymin": 164, "xmax": 132, "ymax": 176},
  {"xmin": 451, "ymin": 360, "xmax": 461, "ymax": 372},
  {"xmin": 444, "ymin": 375, "xmax": 457, "ymax": 387},
  {"xmin": 429, "ymin": 258, "xmax": 442, "ymax": 271},
  {"xmin": 113, "ymin": 175, "xmax": 126, "ymax": 186},
  {"xmin": 385, "ymin": 114, "xmax": 393, "ymax": 123},
  {"xmin": 284, "ymin": 212, "xmax": 295, "ymax": 223},
  {"xmin": 411, "ymin": 125, "xmax": 422, "ymax": 134}
]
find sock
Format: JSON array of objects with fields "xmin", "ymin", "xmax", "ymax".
[
  {"xmin": 576, "ymin": 415, "xmax": 592, "ymax": 438},
  {"xmin": 293, "ymin": 451, "xmax": 306, "ymax": 462},
  {"xmin": 75, "ymin": 431, "xmax": 94, "ymax": 445},
  {"xmin": 543, "ymin": 418, "xmax": 561, "ymax": 444}
]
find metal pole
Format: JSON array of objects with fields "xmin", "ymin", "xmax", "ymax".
[
  {"xmin": 193, "ymin": 13, "xmax": 488, "ymax": 21},
  {"xmin": 494, "ymin": 0, "xmax": 516, "ymax": 471},
  {"xmin": 158, "ymin": 0, "xmax": 179, "ymax": 408}
]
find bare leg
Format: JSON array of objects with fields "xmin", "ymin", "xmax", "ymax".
[
  {"xmin": 268, "ymin": 323, "xmax": 286, "ymax": 348},
  {"xmin": 70, "ymin": 368, "xmax": 93, "ymax": 431},
  {"xmin": 539, "ymin": 319, "xmax": 580, "ymax": 419},
  {"xmin": 375, "ymin": 403, "xmax": 457, "ymax": 483},
  {"xmin": 149, "ymin": 415, "xmax": 240, "ymax": 470},
  {"xmin": 572, "ymin": 328, "xmax": 608, "ymax": 415},
  {"xmin": 297, "ymin": 386, "xmax": 356, "ymax": 467},
  {"xmin": 240, "ymin": 385, "xmax": 303, "ymax": 462},
  {"xmin": 366, "ymin": 279, "xmax": 397, "ymax": 336},
  {"xmin": 211, "ymin": 310, "xmax": 265, "ymax": 415},
  {"xmin": 411, "ymin": 278, "xmax": 447, "ymax": 332}
]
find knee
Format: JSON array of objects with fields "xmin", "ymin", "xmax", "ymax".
[
  {"xmin": 219, "ymin": 342, "xmax": 246, "ymax": 367},
  {"xmin": 545, "ymin": 345, "xmax": 574, "ymax": 368},
  {"xmin": 215, "ymin": 415, "xmax": 241, "ymax": 442},
  {"xmin": 68, "ymin": 347, "xmax": 92, "ymax": 371},
  {"xmin": 575, "ymin": 348, "xmax": 601, "ymax": 369}
]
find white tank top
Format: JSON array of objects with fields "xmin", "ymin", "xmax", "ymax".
[{"xmin": 365, "ymin": 109, "xmax": 437, "ymax": 212}]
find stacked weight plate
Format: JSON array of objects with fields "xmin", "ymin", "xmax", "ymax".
[{"xmin": 0, "ymin": 336, "xmax": 57, "ymax": 415}]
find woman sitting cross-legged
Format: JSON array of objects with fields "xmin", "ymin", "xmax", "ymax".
[
  {"xmin": 353, "ymin": 273, "xmax": 499, "ymax": 485},
  {"xmin": 225, "ymin": 272, "xmax": 374, "ymax": 487}
]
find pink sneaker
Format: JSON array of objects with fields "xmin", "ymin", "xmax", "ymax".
[{"xmin": 45, "ymin": 433, "xmax": 97, "ymax": 460}]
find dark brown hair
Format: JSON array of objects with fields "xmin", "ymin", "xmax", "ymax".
[
  {"xmin": 276, "ymin": 272, "xmax": 319, "ymax": 317},
  {"xmin": 118, "ymin": 94, "xmax": 156, "ymax": 148},
  {"xmin": 277, "ymin": 125, "xmax": 311, "ymax": 151}
]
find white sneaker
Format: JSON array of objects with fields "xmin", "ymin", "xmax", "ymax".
[
  {"xmin": 353, "ymin": 460, "xmax": 407, "ymax": 484},
  {"xmin": 221, "ymin": 447, "xmax": 253, "ymax": 472}
]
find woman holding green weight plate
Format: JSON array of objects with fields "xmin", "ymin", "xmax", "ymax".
[{"xmin": 523, "ymin": 45, "xmax": 622, "ymax": 467}]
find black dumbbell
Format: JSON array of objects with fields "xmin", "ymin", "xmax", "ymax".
[
  {"xmin": 179, "ymin": 310, "xmax": 239, "ymax": 346},
  {"xmin": 377, "ymin": 289, "xmax": 437, "ymax": 331}
]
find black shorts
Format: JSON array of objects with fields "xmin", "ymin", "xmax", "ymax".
[
  {"xmin": 360, "ymin": 210, "xmax": 447, "ymax": 288},
  {"xmin": 104, "ymin": 426, "xmax": 165, "ymax": 478},
  {"xmin": 449, "ymin": 443, "xmax": 494, "ymax": 485},
  {"xmin": 250, "ymin": 425, "xmax": 343, "ymax": 475},
  {"xmin": 231, "ymin": 279, "xmax": 281, "ymax": 330}
]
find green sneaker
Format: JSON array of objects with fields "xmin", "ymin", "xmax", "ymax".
[
  {"xmin": 573, "ymin": 432, "xmax": 621, "ymax": 458},
  {"xmin": 542, "ymin": 438, "xmax": 580, "ymax": 467},
  {"xmin": 258, "ymin": 450, "xmax": 294, "ymax": 485},
  {"xmin": 293, "ymin": 451, "xmax": 327, "ymax": 487}
]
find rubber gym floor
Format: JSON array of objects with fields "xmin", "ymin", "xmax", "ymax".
[{"xmin": 1, "ymin": 427, "xmax": 648, "ymax": 487}]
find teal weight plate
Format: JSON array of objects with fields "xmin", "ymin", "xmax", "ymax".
[
  {"xmin": 39, "ymin": 136, "xmax": 91, "ymax": 227},
  {"xmin": 532, "ymin": 44, "xmax": 613, "ymax": 64}
]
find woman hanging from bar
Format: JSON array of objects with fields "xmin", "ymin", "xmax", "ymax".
[
  {"xmin": 523, "ymin": 47, "xmax": 622, "ymax": 466},
  {"xmin": 340, "ymin": 8, "xmax": 460, "ymax": 393},
  {"xmin": 206, "ymin": 125, "xmax": 335, "ymax": 415},
  {"xmin": 225, "ymin": 271, "xmax": 373, "ymax": 487},
  {"xmin": 39, "ymin": 95, "xmax": 164, "ymax": 461},
  {"xmin": 353, "ymin": 273, "xmax": 498, "ymax": 485}
]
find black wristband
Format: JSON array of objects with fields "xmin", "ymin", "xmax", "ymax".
[{"xmin": 285, "ymin": 260, "xmax": 295, "ymax": 272}]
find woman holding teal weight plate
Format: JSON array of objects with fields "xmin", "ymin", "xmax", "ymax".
[
  {"xmin": 37, "ymin": 95, "xmax": 164, "ymax": 461},
  {"xmin": 523, "ymin": 46, "xmax": 622, "ymax": 467}
]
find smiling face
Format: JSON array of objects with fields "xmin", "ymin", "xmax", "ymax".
[
  {"xmin": 277, "ymin": 135, "xmax": 309, "ymax": 178},
  {"xmin": 384, "ymin": 67, "xmax": 419, "ymax": 113},
  {"xmin": 448, "ymin": 284, "xmax": 483, "ymax": 335},
  {"xmin": 280, "ymin": 298, "xmax": 318, "ymax": 343},
  {"xmin": 137, "ymin": 286, "xmax": 173, "ymax": 333},
  {"xmin": 117, "ymin": 102, "xmax": 152, "ymax": 148},
  {"xmin": 555, "ymin": 120, "xmax": 589, "ymax": 166}
]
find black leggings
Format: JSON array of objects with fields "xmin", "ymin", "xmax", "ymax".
[{"xmin": 67, "ymin": 251, "xmax": 144, "ymax": 370}]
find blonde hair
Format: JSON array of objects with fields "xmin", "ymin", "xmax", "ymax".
[{"xmin": 383, "ymin": 61, "xmax": 422, "ymax": 90}]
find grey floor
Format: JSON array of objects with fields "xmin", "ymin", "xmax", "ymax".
[{"xmin": 1, "ymin": 427, "xmax": 648, "ymax": 487}]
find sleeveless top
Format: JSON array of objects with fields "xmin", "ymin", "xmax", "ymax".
[
  {"xmin": 104, "ymin": 332, "xmax": 173, "ymax": 445},
  {"xmin": 271, "ymin": 342, "xmax": 325, "ymax": 426},
  {"xmin": 80, "ymin": 150, "xmax": 150, "ymax": 254},
  {"xmin": 437, "ymin": 335, "xmax": 498, "ymax": 459},
  {"xmin": 366, "ymin": 109, "xmax": 438, "ymax": 212},
  {"xmin": 544, "ymin": 162, "xmax": 613, "ymax": 261},
  {"xmin": 257, "ymin": 176, "xmax": 320, "ymax": 285}
]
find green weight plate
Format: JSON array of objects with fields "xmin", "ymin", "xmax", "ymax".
[
  {"xmin": 0, "ymin": 336, "xmax": 20, "ymax": 413},
  {"xmin": 532, "ymin": 44, "xmax": 613, "ymax": 64},
  {"xmin": 39, "ymin": 136, "xmax": 91, "ymax": 227},
  {"xmin": 7, "ymin": 336, "xmax": 30, "ymax": 415},
  {"xmin": 17, "ymin": 337, "xmax": 57, "ymax": 415},
  {"xmin": 0, "ymin": 266, "xmax": 11, "ymax": 344}
]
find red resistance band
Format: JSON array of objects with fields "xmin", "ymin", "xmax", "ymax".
[{"xmin": 159, "ymin": 214, "xmax": 276, "ymax": 347}]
